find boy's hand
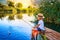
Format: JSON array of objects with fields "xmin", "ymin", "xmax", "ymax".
[
  {"xmin": 35, "ymin": 24, "xmax": 40, "ymax": 28},
  {"xmin": 33, "ymin": 26, "xmax": 37, "ymax": 28},
  {"xmin": 33, "ymin": 24, "xmax": 40, "ymax": 28},
  {"xmin": 33, "ymin": 27, "xmax": 36, "ymax": 28}
]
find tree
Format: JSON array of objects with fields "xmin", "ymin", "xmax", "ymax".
[
  {"xmin": 16, "ymin": 3, "xmax": 23, "ymax": 14},
  {"xmin": 8, "ymin": 15, "xmax": 14, "ymax": 20},
  {"xmin": 16, "ymin": 3, "xmax": 23, "ymax": 8},
  {"xmin": 0, "ymin": 3, "xmax": 5, "ymax": 9},
  {"xmin": 27, "ymin": 6, "xmax": 33, "ymax": 16},
  {"xmin": 22, "ymin": 9, "xmax": 27, "ymax": 13},
  {"xmin": 7, "ymin": 1, "xmax": 14, "ymax": 7},
  {"xmin": 16, "ymin": 13, "xmax": 23, "ymax": 19}
]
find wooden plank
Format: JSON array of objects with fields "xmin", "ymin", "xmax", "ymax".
[{"xmin": 45, "ymin": 28, "xmax": 60, "ymax": 40}]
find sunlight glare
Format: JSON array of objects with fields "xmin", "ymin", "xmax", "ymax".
[{"xmin": 13, "ymin": 0, "xmax": 32, "ymax": 8}]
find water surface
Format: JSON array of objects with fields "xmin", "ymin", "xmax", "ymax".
[{"xmin": 0, "ymin": 15, "xmax": 35, "ymax": 40}]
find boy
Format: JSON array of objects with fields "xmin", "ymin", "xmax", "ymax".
[
  {"xmin": 34, "ymin": 13, "xmax": 45, "ymax": 35},
  {"xmin": 32, "ymin": 13, "xmax": 47, "ymax": 40}
]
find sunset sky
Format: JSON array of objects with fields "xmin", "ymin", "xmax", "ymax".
[
  {"xmin": 15, "ymin": 0, "xmax": 32, "ymax": 8},
  {"xmin": 0, "ymin": 0, "xmax": 33, "ymax": 8}
]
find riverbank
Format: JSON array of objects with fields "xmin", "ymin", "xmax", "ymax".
[{"xmin": 45, "ymin": 22, "xmax": 60, "ymax": 33}]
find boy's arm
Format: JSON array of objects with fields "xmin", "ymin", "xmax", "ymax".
[{"xmin": 34, "ymin": 24, "xmax": 40, "ymax": 28}]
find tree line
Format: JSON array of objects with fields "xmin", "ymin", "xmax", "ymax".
[
  {"xmin": 0, "ymin": 1, "xmax": 36, "ymax": 20},
  {"xmin": 34, "ymin": 0, "xmax": 60, "ymax": 24}
]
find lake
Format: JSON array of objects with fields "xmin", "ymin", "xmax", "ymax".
[{"xmin": 0, "ymin": 15, "xmax": 35, "ymax": 40}]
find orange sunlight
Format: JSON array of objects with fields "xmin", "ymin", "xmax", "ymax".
[{"xmin": 10, "ymin": 0, "xmax": 32, "ymax": 8}]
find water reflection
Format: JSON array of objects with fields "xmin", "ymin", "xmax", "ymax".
[{"xmin": 0, "ymin": 14, "xmax": 35, "ymax": 40}]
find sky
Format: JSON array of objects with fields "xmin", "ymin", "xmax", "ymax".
[
  {"xmin": 0, "ymin": 0, "xmax": 32, "ymax": 8},
  {"xmin": 13, "ymin": 0, "xmax": 32, "ymax": 8},
  {"xmin": 0, "ymin": 0, "xmax": 7, "ymax": 4}
]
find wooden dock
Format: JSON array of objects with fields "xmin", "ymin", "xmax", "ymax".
[
  {"xmin": 45, "ymin": 28, "xmax": 60, "ymax": 40},
  {"xmin": 22, "ymin": 20, "xmax": 60, "ymax": 40}
]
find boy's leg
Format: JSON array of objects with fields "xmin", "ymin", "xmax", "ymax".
[
  {"xmin": 41, "ymin": 30, "xmax": 45, "ymax": 35},
  {"xmin": 41, "ymin": 30, "xmax": 47, "ymax": 40},
  {"xmin": 37, "ymin": 28, "xmax": 41, "ymax": 34}
]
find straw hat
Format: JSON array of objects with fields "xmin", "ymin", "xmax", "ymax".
[{"xmin": 37, "ymin": 13, "xmax": 45, "ymax": 18}]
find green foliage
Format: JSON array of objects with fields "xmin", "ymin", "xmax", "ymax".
[
  {"xmin": 16, "ymin": 9, "xmax": 21, "ymax": 14},
  {"xmin": 55, "ymin": 18, "xmax": 60, "ymax": 24},
  {"xmin": 0, "ymin": 14, "xmax": 6, "ymax": 19},
  {"xmin": 8, "ymin": 15, "xmax": 14, "ymax": 20},
  {"xmin": 16, "ymin": 3, "xmax": 23, "ymax": 8},
  {"xmin": 0, "ymin": 1, "xmax": 36, "ymax": 20},
  {"xmin": 28, "ymin": 6, "xmax": 33, "ymax": 13},
  {"xmin": 7, "ymin": 1, "xmax": 14, "ymax": 7},
  {"xmin": 0, "ymin": 3, "xmax": 4, "ymax": 8},
  {"xmin": 16, "ymin": 14, "xmax": 23, "ymax": 19},
  {"xmin": 22, "ymin": 9, "xmax": 27, "ymax": 13},
  {"xmin": 35, "ymin": 0, "xmax": 60, "ymax": 24}
]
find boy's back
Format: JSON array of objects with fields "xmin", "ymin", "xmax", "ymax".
[{"xmin": 38, "ymin": 20, "xmax": 45, "ymax": 30}]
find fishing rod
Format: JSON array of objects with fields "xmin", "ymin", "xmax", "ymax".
[{"xmin": 22, "ymin": 19, "xmax": 34, "ymax": 27}]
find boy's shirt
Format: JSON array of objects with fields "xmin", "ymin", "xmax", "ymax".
[{"xmin": 38, "ymin": 20, "xmax": 45, "ymax": 30}]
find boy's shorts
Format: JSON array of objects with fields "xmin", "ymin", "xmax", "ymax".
[
  {"xmin": 37, "ymin": 28, "xmax": 41, "ymax": 31},
  {"xmin": 37, "ymin": 28, "xmax": 45, "ymax": 32},
  {"xmin": 37, "ymin": 28, "xmax": 45, "ymax": 34}
]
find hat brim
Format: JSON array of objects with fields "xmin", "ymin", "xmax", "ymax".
[
  {"xmin": 36, "ymin": 15, "xmax": 45, "ymax": 18},
  {"xmin": 43, "ymin": 16, "xmax": 45, "ymax": 18}
]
